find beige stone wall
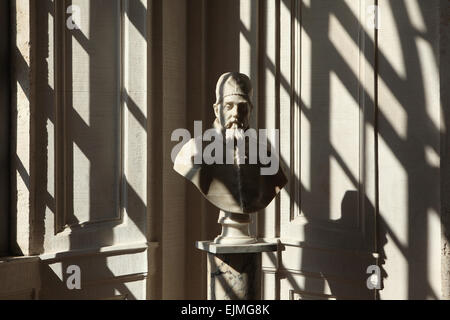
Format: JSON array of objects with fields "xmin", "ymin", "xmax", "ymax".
[
  {"xmin": 0, "ymin": 0, "xmax": 11, "ymax": 256},
  {"xmin": 4, "ymin": 0, "xmax": 153, "ymax": 300}
]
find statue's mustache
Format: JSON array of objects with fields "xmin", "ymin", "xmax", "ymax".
[{"xmin": 225, "ymin": 117, "xmax": 244, "ymax": 129}]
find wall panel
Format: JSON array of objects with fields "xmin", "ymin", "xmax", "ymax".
[
  {"xmin": 261, "ymin": 0, "xmax": 378, "ymax": 300},
  {"xmin": 9, "ymin": 0, "xmax": 151, "ymax": 300}
]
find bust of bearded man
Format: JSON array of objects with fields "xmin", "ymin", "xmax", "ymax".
[{"xmin": 173, "ymin": 72, "xmax": 287, "ymax": 214}]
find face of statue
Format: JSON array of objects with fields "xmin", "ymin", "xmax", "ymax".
[{"xmin": 214, "ymin": 95, "xmax": 252, "ymax": 130}]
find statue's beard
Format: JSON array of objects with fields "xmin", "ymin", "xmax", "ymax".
[
  {"xmin": 225, "ymin": 127, "xmax": 247, "ymax": 165},
  {"xmin": 225, "ymin": 126, "xmax": 245, "ymax": 140},
  {"xmin": 212, "ymin": 118, "xmax": 249, "ymax": 165}
]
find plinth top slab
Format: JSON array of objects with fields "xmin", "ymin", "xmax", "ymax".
[{"xmin": 196, "ymin": 241, "xmax": 278, "ymax": 254}]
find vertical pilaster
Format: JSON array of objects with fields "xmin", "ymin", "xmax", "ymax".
[
  {"xmin": 11, "ymin": 0, "xmax": 37, "ymax": 256},
  {"xmin": 0, "ymin": 0, "xmax": 11, "ymax": 256}
]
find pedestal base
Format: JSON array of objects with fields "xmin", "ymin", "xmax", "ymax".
[
  {"xmin": 214, "ymin": 211, "xmax": 257, "ymax": 245},
  {"xmin": 196, "ymin": 241, "xmax": 278, "ymax": 300}
]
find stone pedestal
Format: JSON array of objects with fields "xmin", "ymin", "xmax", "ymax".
[{"xmin": 196, "ymin": 241, "xmax": 278, "ymax": 300}]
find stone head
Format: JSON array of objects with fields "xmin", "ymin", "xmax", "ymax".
[{"xmin": 213, "ymin": 72, "xmax": 253, "ymax": 130}]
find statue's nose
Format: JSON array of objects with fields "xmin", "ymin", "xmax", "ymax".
[{"xmin": 230, "ymin": 105, "xmax": 239, "ymax": 116}]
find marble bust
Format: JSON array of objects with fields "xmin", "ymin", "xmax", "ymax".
[{"xmin": 173, "ymin": 72, "xmax": 287, "ymax": 215}]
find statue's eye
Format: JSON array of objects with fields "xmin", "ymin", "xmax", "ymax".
[
  {"xmin": 226, "ymin": 104, "xmax": 232, "ymax": 110},
  {"xmin": 238, "ymin": 103, "xmax": 248, "ymax": 112}
]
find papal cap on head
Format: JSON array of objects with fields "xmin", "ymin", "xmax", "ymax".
[{"xmin": 215, "ymin": 72, "xmax": 253, "ymax": 104}]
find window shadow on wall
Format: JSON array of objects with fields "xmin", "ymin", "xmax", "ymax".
[
  {"xmin": 276, "ymin": 0, "xmax": 440, "ymax": 299},
  {"xmin": 228, "ymin": 0, "xmax": 442, "ymax": 300},
  {"xmin": 10, "ymin": 0, "xmax": 149, "ymax": 300}
]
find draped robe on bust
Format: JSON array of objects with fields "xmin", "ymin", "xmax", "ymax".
[{"xmin": 174, "ymin": 125, "xmax": 288, "ymax": 214}]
